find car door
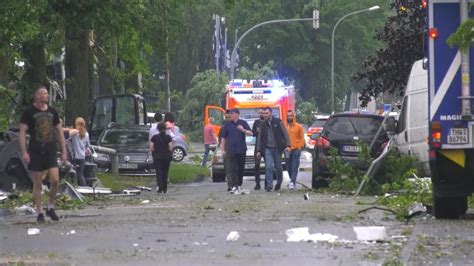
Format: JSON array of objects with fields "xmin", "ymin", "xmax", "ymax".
[
  {"xmin": 205, "ymin": 106, "xmax": 225, "ymax": 139},
  {"xmin": 393, "ymin": 96, "xmax": 410, "ymax": 155}
]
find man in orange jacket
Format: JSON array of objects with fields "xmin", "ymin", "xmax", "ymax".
[{"xmin": 285, "ymin": 110, "xmax": 305, "ymax": 190}]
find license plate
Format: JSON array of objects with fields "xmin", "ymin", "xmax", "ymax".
[
  {"xmin": 447, "ymin": 128, "xmax": 468, "ymax": 144},
  {"xmin": 245, "ymin": 163, "xmax": 255, "ymax": 169},
  {"xmin": 118, "ymin": 163, "xmax": 138, "ymax": 169},
  {"xmin": 342, "ymin": 145, "xmax": 360, "ymax": 152}
]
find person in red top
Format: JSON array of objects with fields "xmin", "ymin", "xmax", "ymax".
[{"xmin": 202, "ymin": 117, "xmax": 216, "ymax": 166}]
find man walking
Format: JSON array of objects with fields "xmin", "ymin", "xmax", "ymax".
[
  {"xmin": 202, "ymin": 117, "xmax": 216, "ymax": 167},
  {"xmin": 256, "ymin": 107, "xmax": 291, "ymax": 192},
  {"xmin": 285, "ymin": 110, "xmax": 305, "ymax": 190},
  {"xmin": 220, "ymin": 108, "xmax": 252, "ymax": 194},
  {"xmin": 218, "ymin": 110, "xmax": 232, "ymax": 190},
  {"xmin": 19, "ymin": 85, "xmax": 68, "ymax": 223},
  {"xmin": 252, "ymin": 108, "xmax": 265, "ymax": 190}
]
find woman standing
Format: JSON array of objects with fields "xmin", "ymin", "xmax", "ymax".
[
  {"xmin": 150, "ymin": 122, "xmax": 173, "ymax": 193},
  {"xmin": 70, "ymin": 117, "xmax": 90, "ymax": 186}
]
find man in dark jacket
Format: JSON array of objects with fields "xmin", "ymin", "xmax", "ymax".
[
  {"xmin": 256, "ymin": 107, "xmax": 291, "ymax": 192},
  {"xmin": 252, "ymin": 108, "xmax": 265, "ymax": 190}
]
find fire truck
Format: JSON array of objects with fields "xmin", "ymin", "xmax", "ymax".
[
  {"xmin": 205, "ymin": 79, "xmax": 295, "ymax": 182},
  {"xmin": 205, "ymin": 79, "xmax": 295, "ymax": 135}
]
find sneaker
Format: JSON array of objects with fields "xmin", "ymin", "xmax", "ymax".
[
  {"xmin": 288, "ymin": 182, "xmax": 295, "ymax": 190},
  {"xmin": 37, "ymin": 213, "xmax": 45, "ymax": 224},
  {"xmin": 266, "ymin": 188, "xmax": 272, "ymax": 192},
  {"xmin": 254, "ymin": 183, "xmax": 261, "ymax": 190},
  {"xmin": 229, "ymin": 187, "xmax": 238, "ymax": 194},
  {"xmin": 227, "ymin": 187, "xmax": 232, "ymax": 192},
  {"xmin": 274, "ymin": 184, "xmax": 281, "ymax": 191},
  {"xmin": 46, "ymin": 208, "xmax": 59, "ymax": 221}
]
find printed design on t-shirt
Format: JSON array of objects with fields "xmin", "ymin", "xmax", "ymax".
[{"xmin": 33, "ymin": 112, "xmax": 55, "ymax": 143}]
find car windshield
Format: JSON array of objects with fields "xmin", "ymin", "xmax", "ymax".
[
  {"xmin": 310, "ymin": 119, "xmax": 327, "ymax": 128},
  {"xmin": 324, "ymin": 116, "xmax": 383, "ymax": 137},
  {"xmin": 101, "ymin": 129, "xmax": 149, "ymax": 145}
]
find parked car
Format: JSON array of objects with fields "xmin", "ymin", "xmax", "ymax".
[
  {"xmin": 310, "ymin": 111, "xmax": 388, "ymax": 188},
  {"xmin": 211, "ymin": 136, "xmax": 265, "ymax": 182},
  {"xmin": 93, "ymin": 125, "xmax": 154, "ymax": 175},
  {"xmin": 305, "ymin": 115, "xmax": 330, "ymax": 149},
  {"xmin": 171, "ymin": 130, "xmax": 188, "ymax": 162}
]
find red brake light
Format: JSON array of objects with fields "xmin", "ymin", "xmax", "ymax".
[
  {"xmin": 316, "ymin": 136, "xmax": 331, "ymax": 148},
  {"xmin": 429, "ymin": 28, "xmax": 438, "ymax": 39},
  {"xmin": 422, "ymin": 0, "xmax": 427, "ymax": 9},
  {"xmin": 431, "ymin": 122, "xmax": 442, "ymax": 148}
]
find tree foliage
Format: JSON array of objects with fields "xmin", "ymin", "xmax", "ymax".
[
  {"xmin": 352, "ymin": 0, "xmax": 426, "ymax": 105},
  {"xmin": 448, "ymin": 18, "xmax": 474, "ymax": 52}
]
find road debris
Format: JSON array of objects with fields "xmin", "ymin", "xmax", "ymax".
[
  {"xmin": 135, "ymin": 186, "xmax": 152, "ymax": 191},
  {"xmin": 141, "ymin": 200, "xmax": 150, "ymax": 204},
  {"xmin": 27, "ymin": 228, "xmax": 40, "ymax": 235},
  {"xmin": 286, "ymin": 227, "xmax": 338, "ymax": 243},
  {"xmin": 353, "ymin": 226, "xmax": 388, "ymax": 242},
  {"xmin": 123, "ymin": 188, "xmax": 141, "ymax": 195},
  {"xmin": 15, "ymin": 205, "xmax": 36, "ymax": 215},
  {"xmin": 226, "ymin": 231, "xmax": 240, "ymax": 242},
  {"xmin": 304, "ymin": 193, "xmax": 309, "ymax": 200}
]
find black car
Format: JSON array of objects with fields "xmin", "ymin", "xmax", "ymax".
[
  {"xmin": 311, "ymin": 112, "xmax": 388, "ymax": 188},
  {"xmin": 93, "ymin": 125, "xmax": 154, "ymax": 175}
]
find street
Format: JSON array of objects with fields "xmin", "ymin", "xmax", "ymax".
[{"xmin": 2, "ymin": 156, "xmax": 474, "ymax": 265}]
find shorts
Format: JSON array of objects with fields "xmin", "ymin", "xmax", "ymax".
[{"xmin": 28, "ymin": 151, "xmax": 58, "ymax": 172}]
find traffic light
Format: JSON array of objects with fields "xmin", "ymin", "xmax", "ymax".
[{"xmin": 313, "ymin": 9, "xmax": 320, "ymax": 30}]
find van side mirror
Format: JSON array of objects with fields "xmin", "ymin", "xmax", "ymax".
[
  {"xmin": 385, "ymin": 117, "xmax": 398, "ymax": 135},
  {"xmin": 310, "ymin": 132, "xmax": 320, "ymax": 140}
]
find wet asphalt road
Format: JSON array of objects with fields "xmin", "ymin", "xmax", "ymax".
[{"xmin": 2, "ymin": 148, "xmax": 474, "ymax": 265}]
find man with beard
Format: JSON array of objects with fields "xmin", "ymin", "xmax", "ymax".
[
  {"xmin": 256, "ymin": 107, "xmax": 291, "ymax": 192},
  {"xmin": 285, "ymin": 110, "xmax": 305, "ymax": 190},
  {"xmin": 252, "ymin": 108, "xmax": 265, "ymax": 190},
  {"xmin": 19, "ymin": 85, "xmax": 68, "ymax": 223}
]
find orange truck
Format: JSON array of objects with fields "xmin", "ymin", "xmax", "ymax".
[{"xmin": 205, "ymin": 79, "xmax": 295, "ymax": 134}]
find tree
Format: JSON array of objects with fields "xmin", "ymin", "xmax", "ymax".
[
  {"xmin": 180, "ymin": 70, "xmax": 228, "ymax": 140},
  {"xmin": 448, "ymin": 19, "xmax": 474, "ymax": 52},
  {"xmin": 352, "ymin": 0, "xmax": 426, "ymax": 105}
]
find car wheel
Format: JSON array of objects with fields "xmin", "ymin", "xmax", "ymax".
[
  {"xmin": 211, "ymin": 169, "xmax": 226, "ymax": 182},
  {"xmin": 311, "ymin": 157, "xmax": 328, "ymax": 189},
  {"xmin": 172, "ymin": 147, "xmax": 185, "ymax": 162},
  {"xmin": 5, "ymin": 159, "xmax": 32, "ymax": 191}
]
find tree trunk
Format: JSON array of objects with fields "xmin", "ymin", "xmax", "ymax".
[
  {"xmin": 64, "ymin": 27, "xmax": 90, "ymax": 124},
  {"xmin": 0, "ymin": 53, "xmax": 10, "ymax": 88},
  {"xmin": 21, "ymin": 42, "xmax": 47, "ymax": 106}
]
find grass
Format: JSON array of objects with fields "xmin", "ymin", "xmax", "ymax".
[{"xmin": 98, "ymin": 163, "xmax": 210, "ymax": 192}]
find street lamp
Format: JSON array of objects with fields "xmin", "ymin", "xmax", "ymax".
[{"xmin": 330, "ymin": 5, "xmax": 380, "ymax": 113}]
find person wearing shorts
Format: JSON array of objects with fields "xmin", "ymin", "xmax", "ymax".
[{"xmin": 19, "ymin": 85, "xmax": 68, "ymax": 223}]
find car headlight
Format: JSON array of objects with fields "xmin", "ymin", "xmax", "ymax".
[
  {"xmin": 146, "ymin": 152, "xmax": 153, "ymax": 162},
  {"xmin": 94, "ymin": 152, "xmax": 110, "ymax": 162}
]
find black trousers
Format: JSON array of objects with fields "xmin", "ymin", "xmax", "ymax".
[
  {"xmin": 154, "ymin": 157, "xmax": 171, "ymax": 193},
  {"xmin": 229, "ymin": 153, "xmax": 245, "ymax": 188}
]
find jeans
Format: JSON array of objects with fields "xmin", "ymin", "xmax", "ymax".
[
  {"xmin": 264, "ymin": 147, "xmax": 283, "ymax": 189},
  {"xmin": 202, "ymin": 144, "xmax": 211, "ymax": 167},
  {"xmin": 229, "ymin": 153, "xmax": 245, "ymax": 188},
  {"xmin": 73, "ymin": 159, "xmax": 87, "ymax": 186},
  {"xmin": 285, "ymin": 149, "xmax": 301, "ymax": 184},
  {"xmin": 254, "ymin": 150, "xmax": 264, "ymax": 184}
]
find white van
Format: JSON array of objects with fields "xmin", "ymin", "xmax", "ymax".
[{"xmin": 392, "ymin": 59, "xmax": 429, "ymax": 175}]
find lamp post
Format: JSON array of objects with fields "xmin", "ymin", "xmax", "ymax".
[
  {"xmin": 330, "ymin": 5, "xmax": 380, "ymax": 113},
  {"xmin": 230, "ymin": 10, "xmax": 319, "ymax": 80}
]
